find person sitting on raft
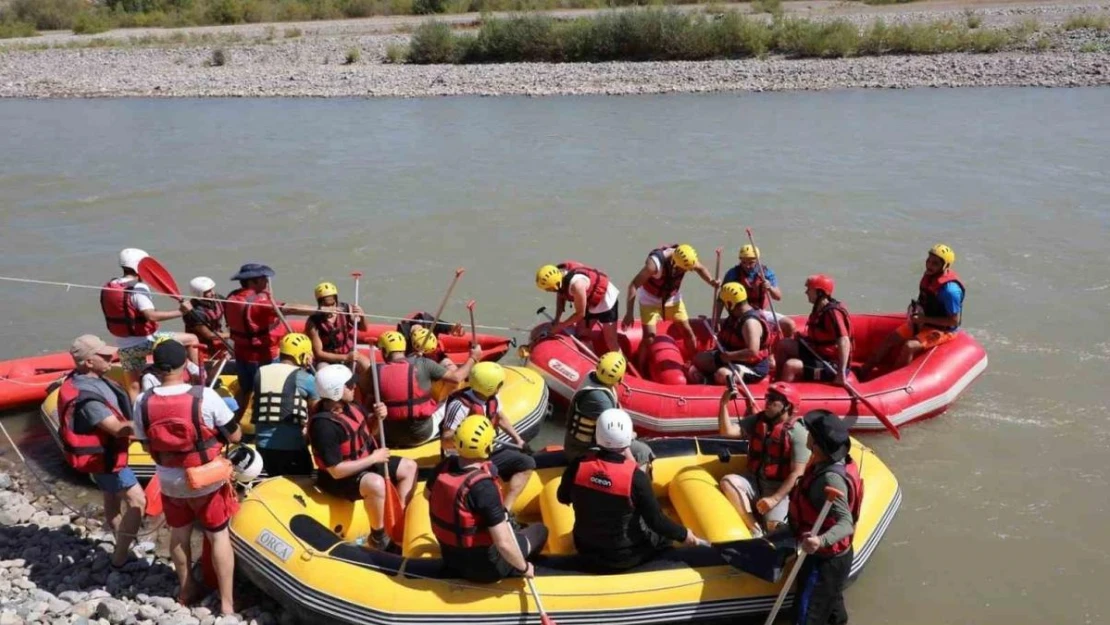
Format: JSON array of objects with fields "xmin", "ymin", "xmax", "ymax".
[
  {"xmin": 720, "ymin": 244, "xmax": 796, "ymax": 337},
  {"xmin": 716, "ymin": 382, "xmax": 808, "ymax": 537},
  {"xmin": 564, "ymin": 351, "xmax": 654, "ymax": 470},
  {"xmin": 860, "ymin": 243, "xmax": 966, "ymax": 379},
  {"xmin": 775, "ymin": 274, "xmax": 853, "ymax": 386},
  {"xmin": 307, "ymin": 364, "xmax": 418, "ymax": 553},
  {"xmin": 691, "ymin": 282, "xmax": 773, "ymax": 385},
  {"xmin": 408, "ymin": 325, "xmax": 456, "ymax": 369},
  {"xmin": 426, "ymin": 414, "xmax": 549, "ymax": 583},
  {"xmin": 182, "ymin": 276, "xmax": 229, "ymax": 358},
  {"xmin": 252, "ymin": 333, "xmax": 319, "ymax": 477},
  {"xmin": 558, "ymin": 409, "xmax": 708, "ymax": 572},
  {"xmin": 304, "ymin": 281, "xmax": 371, "ymax": 371},
  {"xmin": 535, "ymin": 261, "xmax": 622, "ymax": 355}
]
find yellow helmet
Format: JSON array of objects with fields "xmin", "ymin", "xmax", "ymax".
[
  {"xmin": 410, "ymin": 326, "xmax": 439, "ymax": 355},
  {"xmin": 455, "ymin": 415, "xmax": 495, "ymax": 460},
  {"xmin": 595, "ymin": 351, "xmax": 627, "ymax": 387},
  {"xmin": 469, "ymin": 362, "xmax": 505, "ymax": 398},
  {"xmin": 739, "ymin": 244, "xmax": 760, "ymax": 260},
  {"xmin": 673, "ymin": 244, "xmax": 698, "ymax": 271},
  {"xmin": 929, "ymin": 243, "xmax": 956, "ymax": 267},
  {"xmin": 279, "ymin": 333, "xmax": 313, "ymax": 366},
  {"xmin": 535, "ymin": 265, "xmax": 563, "ymax": 292},
  {"xmin": 314, "ymin": 282, "xmax": 339, "ymax": 300},
  {"xmin": 377, "ymin": 331, "xmax": 406, "ymax": 355},
  {"xmin": 719, "ymin": 282, "xmax": 748, "ymax": 310}
]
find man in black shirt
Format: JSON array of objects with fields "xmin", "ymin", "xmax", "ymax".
[
  {"xmin": 426, "ymin": 415, "xmax": 549, "ymax": 583},
  {"xmin": 558, "ymin": 408, "xmax": 707, "ymax": 571}
]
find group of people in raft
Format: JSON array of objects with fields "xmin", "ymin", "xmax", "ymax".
[{"xmin": 52, "ymin": 242, "xmax": 965, "ymax": 624}]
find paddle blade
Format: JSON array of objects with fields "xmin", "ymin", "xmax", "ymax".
[
  {"xmin": 383, "ymin": 480, "xmax": 405, "ymax": 544},
  {"xmin": 143, "ymin": 475, "xmax": 163, "ymax": 517},
  {"xmin": 541, "ymin": 615, "xmax": 557, "ymax": 625},
  {"xmin": 137, "ymin": 257, "xmax": 182, "ymax": 300},
  {"xmin": 715, "ymin": 531, "xmax": 797, "ymax": 583}
]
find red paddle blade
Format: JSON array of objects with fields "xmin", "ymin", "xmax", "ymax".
[
  {"xmin": 466, "ymin": 299, "xmax": 476, "ymax": 310},
  {"xmin": 143, "ymin": 475, "xmax": 163, "ymax": 517},
  {"xmin": 383, "ymin": 481, "xmax": 405, "ymax": 544},
  {"xmin": 137, "ymin": 256, "xmax": 182, "ymax": 299},
  {"xmin": 541, "ymin": 615, "xmax": 557, "ymax": 625}
]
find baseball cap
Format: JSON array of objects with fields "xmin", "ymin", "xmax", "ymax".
[
  {"xmin": 70, "ymin": 334, "xmax": 118, "ymax": 364},
  {"xmin": 152, "ymin": 339, "xmax": 188, "ymax": 372}
]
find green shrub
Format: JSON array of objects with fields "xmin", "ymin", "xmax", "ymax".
[
  {"xmin": 210, "ymin": 47, "xmax": 227, "ymax": 65},
  {"xmin": 408, "ymin": 21, "xmax": 459, "ymax": 62},
  {"xmin": 413, "ymin": 0, "xmax": 447, "ymax": 14},
  {"xmin": 0, "ymin": 19, "xmax": 38, "ymax": 39},
  {"xmin": 345, "ymin": 46, "xmax": 361, "ymax": 63},
  {"xmin": 9, "ymin": 0, "xmax": 88, "ymax": 30},
  {"xmin": 1063, "ymin": 13, "xmax": 1109, "ymax": 31},
  {"xmin": 72, "ymin": 10, "xmax": 115, "ymax": 34}
]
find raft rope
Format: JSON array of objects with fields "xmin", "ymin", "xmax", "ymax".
[{"xmin": 0, "ymin": 275, "xmax": 533, "ymax": 333}]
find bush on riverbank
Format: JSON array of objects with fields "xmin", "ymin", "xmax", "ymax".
[{"xmin": 403, "ymin": 10, "xmax": 1022, "ymax": 63}]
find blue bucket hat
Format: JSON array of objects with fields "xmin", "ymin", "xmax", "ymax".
[{"xmin": 230, "ymin": 263, "xmax": 275, "ymax": 281}]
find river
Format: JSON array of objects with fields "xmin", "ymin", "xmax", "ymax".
[{"xmin": 1, "ymin": 88, "xmax": 1108, "ymax": 624}]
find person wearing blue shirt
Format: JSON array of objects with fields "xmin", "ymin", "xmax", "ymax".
[
  {"xmin": 718, "ymin": 245, "xmax": 797, "ymax": 338},
  {"xmin": 252, "ymin": 333, "xmax": 321, "ymax": 476},
  {"xmin": 861, "ymin": 244, "xmax": 966, "ymax": 379}
]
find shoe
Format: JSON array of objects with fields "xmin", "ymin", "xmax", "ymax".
[
  {"xmin": 365, "ymin": 532, "xmax": 401, "ymax": 554},
  {"xmin": 507, "ymin": 512, "xmax": 525, "ymax": 531}
]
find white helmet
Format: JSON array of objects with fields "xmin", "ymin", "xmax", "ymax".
[
  {"xmin": 118, "ymin": 248, "xmax": 149, "ymax": 272},
  {"xmin": 315, "ymin": 364, "xmax": 353, "ymax": 401},
  {"xmin": 596, "ymin": 408, "xmax": 633, "ymax": 450},
  {"xmin": 228, "ymin": 445, "xmax": 263, "ymax": 483},
  {"xmin": 189, "ymin": 276, "xmax": 216, "ymax": 297}
]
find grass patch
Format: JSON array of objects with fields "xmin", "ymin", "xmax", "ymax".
[
  {"xmin": 284, "ymin": 26, "xmax": 303, "ymax": 38},
  {"xmin": 1063, "ymin": 14, "xmax": 1110, "ymax": 32},
  {"xmin": 210, "ymin": 47, "xmax": 227, "ymax": 66},
  {"xmin": 750, "ymin": 0, "xmax": 783, "ymax": 17},
  {"xmin": 345, "ymin": 45, "xmax": 361, "ymax": 63},
  {"xmin": 1078, "ymin": 41, "xmax": 1103, "ymax": 53},
  {"xmin": 72, "ymin": 11, "xmax": 114, "ymax": 35},
  {"xmin": 963, "ymin": 10, "xmax": 981, "ymax": 30},
  {"xmin": 384, "ymin": 42, "xmax": 408, "ymax": 62},
  {"xmin": 0, "ymin": 19, "xmax": 37, "ymax": 39}
]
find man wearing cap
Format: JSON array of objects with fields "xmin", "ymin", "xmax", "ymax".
[
  {"xmin": 224, "ymin": 263, "xmax": 313, "ymax": 398},
  {"xmin": 132, "ymin": 340, "xmax": 242, "ymax": 616},
  {"xmin": 789, "ymin": 410, "xmax": 863, "ymax": 625},
  {"xmin": 102, "ymin": 248, "xmax": 200, "ymax": 399},
  {"xmin": 56, "ymin": 335, "xmax": 145, "ymax": 568}
]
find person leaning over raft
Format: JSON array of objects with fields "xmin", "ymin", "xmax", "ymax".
[
  {"xmin": 790, "ymin": 410, "xmax": 864, "ymax": 625},
  {"xmin": 775, "ymin": 274, "xmax": 853, "ymax": 386},
  {"xmin": 563, "ymin": 351, "xmax": 654, "ymax": 470},
  {"xmin": 426, "ymin": 414, "xmax": 549, "ymax": 583},
  {"xmin": 535, "ymin": 261, "xmax": 622, "ymax": 355},
  {"xmin": 622, "ymin": 243, "xmax": 720, "ymax": 358},
  {"xmin": 304, "ymin": 281, "xmax": 371, "ymax": 371},
  {"xmin": 55, "ymin": 334, "xmax": 146, "ymax": 569},
  {"xmin": 252, "ymin": 333, "xmax": 319, "ymax": 477},
  {"xmin": 558, "ymin": 409, "xmax": 708, "ymax": 572}
]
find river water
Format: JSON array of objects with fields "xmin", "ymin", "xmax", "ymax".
[{"xmin": 1, "ymin": 88, "xmax": 1108, "ymax": 624}]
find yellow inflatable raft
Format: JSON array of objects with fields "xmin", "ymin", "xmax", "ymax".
[
  {"xmin": 230, "ymin": 437, "xmax": 900, "ymax": 624},
  {"xmin": 39, "ymin": 364, "xmax": 549, "ymax": 479}
]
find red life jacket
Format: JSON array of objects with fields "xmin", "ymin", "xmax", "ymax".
[
  {"xmin": 429, "ymin": 460, "xmax": 499, "ymax": 548},
  {"xmin": 640, "ymin": 245, "xmax": 686, "ymax": 303},
  {"xmin": 746, "ymin": 414, "xmax": 800, "ymax": 481},
  {"xmin": 308, "ymin": 403, "xmax": 376, "ymax": 470},
  {"xmin": 184, "ymin": 296, "xmax": 225, "ymax": 340},
  {"xmin": 225, "ymin": 287, "xmax": 285, "ymax": 363},
  {"xmin": 100, "ymin": 278, "xmax": 158, "ymax": 338},
  {"xmin": 309, "ymin": 303, "xmax": 354, "ymax": 355},
  {"xmin": 377, "ymin": 357, "xmax": 437, "ymax": 421},
  {"xmin": 56, "ymin": 373, "xmax": 131, "ymax": 474},
  {"xmin": 735, "ymin": 266, "xmax": 771, "ymax": 310},
  {"xmin": 789, "ymin": 457, "xmax": 863, "ymax": 557},
  {"xmin": 805, "ymin": 298, "xmax": 852, "ymax": 360},
  {"xmin": 557, "ymin": 261, "xmax": 611, "ymax": 310},
  {"xmin": 139, "ymin": 386, "xmax": 222, "ymax": 469},
  {"xmin": 445, "ymin": 389, "xmax": 501, "ymax": 429},
  {"xmin": 570, "ymin": 451, "xmax": 638, "ymax": 551},
  {"xmin": 718, "ymin": 308, "xmax": 771, "ymax": 365},
  {"xmin": 917, "ymin": 270, "xmax": 964, "ymax": 330}
]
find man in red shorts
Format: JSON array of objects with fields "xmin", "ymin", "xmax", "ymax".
[{"xmin": 132, "ymin": 340, "xmax": 241, "ymax": 616}]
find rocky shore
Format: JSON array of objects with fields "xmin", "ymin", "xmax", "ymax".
[
  {"xmin": 0, "ymin": 1, "xmax": 1109, "ymax": 98},
  {"xmin": 0, "ymin": 464, "xmax": 283, "ymax": 625}
]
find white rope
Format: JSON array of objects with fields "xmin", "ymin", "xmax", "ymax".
[{"xmin": 0, "ymin": 274, "xmax": 532, "ymax": 333}]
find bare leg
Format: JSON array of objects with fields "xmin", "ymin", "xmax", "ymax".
[
  {"xmin": 111, "ymin": 484, "xmax": 146, "ymax": 567},
  {"xmin": 102, "ymin": 491, "xmax": 121, "ymax": 534},
  {"xmin": 169, "ymin": 525, "xmax": 194, "ymax": 605},
  {"xmin": 204, "ymin": 528, "xmax": 236, "ymax": 615},
  {"xmin": 780, "ymin": 359, "xmax": 804, "ymax": 382},
  {"xmin": 896, "ymin": 339, "xmax": 924, "ymax": 369},
  {"xmin": 502, "ymin": 470, "xmax": 532, "ymax": 513},
  {"xmin": 394, "ymin": 459, "xmax": 418, "ymax": 505},
  {"xmin": 678, "ymin": 319, "xmax": 697, "ymax": 358},
  {"xmin": 719, "ymin": 475, "xmax": 763, "ymax": 537},
  {"xmin": 359, "ymin": 472, "xmax": 386, "ymax": 530},
  {"xmin": 601, "ymin": 322, "xmax": 621, "ymax": 355}
]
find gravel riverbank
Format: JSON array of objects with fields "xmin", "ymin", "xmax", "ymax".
[{"xmin": 1, "ymin": 1, "xmax": 1109, "ymax": 97}]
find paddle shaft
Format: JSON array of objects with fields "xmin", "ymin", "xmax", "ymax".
[
  {"xmin": 700, "ymin": 318, "xmax": 758, "ymax": 415},
  {"xmin": 526, "ymin": 577, "xmax": 557, "ymax": 625},
  {"xmin": 351, "ymin": 272, "xmax": 362, "ymax": 363},
  {"xmin": 266, "ymin": 281, "xmax": 294, "ymax": 334},
  {"xmin": 745, "ymin": 229, "xmax": 781, "ymax": 323},
  {"xmin": 711, "ymin": 247, "xmax": 722, "ymax": 331},
  {"xmin": 796, "ymin": 336, "xmax": 900, "ymax": 440},
  {"xmin": 431, "ymin": 268, "xmax": 465, "ymax": 333},
  {"xmin": 762, "ymin": 497, "xmax": 837, "ymax": 625},
  {"xmin": 467, "ymin": 300, "xmax": 478, "ymax": 348},
  {"xmin": 367, "ymin": 346, "xmax": 388, "ymax": 480}
]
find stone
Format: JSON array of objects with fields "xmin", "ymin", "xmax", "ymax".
[
  {"xmin": 0, "ymin": 473, "xmax": 12, "ymax": 489},
  {"xmin": 0, "ymin": 612, "xmax": 24, "ymax": 625},
  {"xmin": 148, "ymin": 597, "xmax": 177, "ymax": 612},
  {"xmin": 72, "ymin": 601, "xmax": 101, "ymax": 619},
  {"xmin": 214, "ymin": 616, "xmax": 241, "ymax": 625},
  {"xmin": 137, "ymin": 606, "xmax": 161, "ymax": 620},
  {"xmin": 191, "ymin": 608, "xmax": 212, "ymax": 619},
  {"xmin": 59, "ymin": 590, "xmax": 89, "ymax": 603},
  {"xmin": 12, "ymin": 578, "xmax": 35, "ymax": 590},
  {"xmin": 87, "ymin": 590, "xmax": 112, "ymax": 600},
  {"xmin": 46, "ymin": 599, "xmax": 71, "ymax": 615},
  {"xmin": 95, "ymin": 599, "xmax": 130, "ymax": 624},
  {"xmin": 200, "ymin": 617, "xmax": 215, "ymax": 625}
]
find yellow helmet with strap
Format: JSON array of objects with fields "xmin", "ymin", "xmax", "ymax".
[
  {"xmin": 673, "ymin": 244, "xmax": 698, "ymax": 271},
  {"xmin": 279, "ymin": 333, "xmax": 313, "ymax": 366},
  {"xmin": 456, "ymin": 415, "xmax": 495, "ymax": 460},
  {"xmin": 377, "ymin": 331, "xmax": 406, "ymax": 355},
  {"xmin": 929, "ymin": 244, "xmax": 956, "ymax": 267},
  {"xmin": 535, "ymin": 265, "xmax": 563, "ymax": 292},
  {"xmin": 595, "ymin": 351, "xmax": 627, "ymax": 387},
  {"xmin": 314, "ymin": 282, "xmax": 339, "ymax": 300}
]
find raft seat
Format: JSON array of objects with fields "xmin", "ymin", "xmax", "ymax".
[{"xmin": 668, "ymin": 466, "xmax": 754, "ymax": 544}]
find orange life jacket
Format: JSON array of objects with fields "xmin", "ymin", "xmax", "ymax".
[{"xmin": 100, "ymin": 279, "xmax": 158, "ymax": 338}]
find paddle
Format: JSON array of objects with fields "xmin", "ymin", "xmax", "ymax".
[
  {"xmin": 763, "ymin": 487, "xmax": 844, "ymax": 625},
  {"xmin": 744, "ymin": 229, "xmax": 782, "ymax": 333},
  {"xmin": 536, "ymin": 306, "xmax": 644, "ymax": 379},
  {"xmin": 368, "ymin": 346, "xmax": 404, "ymax": 544},
  {"xmin": 525, "ymin": 577, "xmax": 557, "ymax": 625},
  {"xmin": 796, "ymin": 337, "xmax": 900, "ymax": 440},
  {"xmin": 466, "ymin": 299, "xmax": 478, "ymax": 348},
  {"xmin": 700, "ymin": 318, "xmax": 758, "ymax": 416},
  {"xmin": 136, "ymin": 256, "xmax": 235, "ymax": 354},
  {"xmin": 265, "ymin": 281, "xmax": 294, "ymax": 334},
  {"xmin": 713, "ymin": 530, "xmax": 797, "ymax": 584},
  {"xmin": 143, "ymin": 475, "xmax": 164, "ymax": 517},
  {"xmin": 351, "ymin": 271, "xmax": 363, "ymax": 371},
  {"xmin": 431, "ymin": 267, "xmax": 466, "ymax": 335},
  {"xmin": 711, "ymin": 246, "xmax": 723, "ymax": 332}
]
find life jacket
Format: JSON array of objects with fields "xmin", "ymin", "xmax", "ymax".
[
  {"xmin": 376, "ymin": 357, "xmax": 437, "ymax": 421},
  {"xmin": 805, "ymin": 298, "xmax": 853, "ymax": 360},
  {"xmin": 100, "ymin": 278, "xmax": 158, "ymax": 338},
  {"xmin": 789, "ymin": 457, "xmax": 863, "ymax": 557},
  {"xmin": 184, "ymin": 295, "xmax": 225, "ymax": 340},
  {"xmin": 557, "ymin": 261, "xmax": 610, "ymax": 310},
  {"xmin": 718, "ymin": 308, "xmax": 772, "ymax": 365},
  {"xmin": 565, "ymin": 374, "xmax": 618, "ymax": 449},
  {"xmin": 640, "ymin": 245, "xmax": 686, "ymax": 305},
  {"xmin": 56, "ymin": 373, "xmax": 131, "ymax": 474},
  {"xmin": 308, "ymin": 403, "xmax": 376, "ymax": 470},
  {"xmin": 139, "ymin": 386, "xmax": 222, "ymax": 469},
  {"xmin": 444, "ymin": 389, "xmax": 500, "ymax": 429},
  {"xmin": 571, "ymin": 452, "xmax": 638, "ymax": 551},
  {"xmin": 917, "ymin": 270, "xmax": 965, "ymax": 330},
  {"xmin": 397, "ymin": 311, "xmax": 454, "ymax": 342},
  {"xmin": 429, "ymin": 460, "xmax": 499, "ymax": 548},
  {"xmin": 747, "ymin": 414, "xmax": 800, "ymax": 482},
  {"xmin": 225, "ymin": 287, "xmax": 285, "ymax": 363},
  {"xmin": 251, "ymin": 363, "xmax": 309, "ymax": 426},
  {"xmin": 309, "ymin": 303, "xmax": 354, "ymax": 355},
  {"xmin": 735, "ymin": 265, "xmax": 772, "ymax": 310}
]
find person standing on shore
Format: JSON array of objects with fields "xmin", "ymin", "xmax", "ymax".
[
  {"xmin": 535, "ymin": 261, "xmax": 622, "ymax": 354},
  {"xmin": 775, "ymin": 275, "xmax": 853, "ymax": 385},
  {"xmin": 304, "ymin": 281, "xmax": 370, "ymax": 371},
  {"xmin": 622, "ymin": 244, "xmax": 719, "ymax": 361},
  {"xmin": 56, "ymin": 334, "xmax": 145, "ymax": 569}
]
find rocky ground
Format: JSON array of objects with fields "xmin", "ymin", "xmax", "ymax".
[
  {"xmin": 0, "ymin": 0, "xmax": 1108, "ymax": 97},
  {"xmin": 0, "ymin": 463, "xmax": 285, "ymax": 625}
]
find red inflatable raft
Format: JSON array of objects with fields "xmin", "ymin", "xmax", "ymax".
[
  {"xmin": 0, "ymin": 319, "xmax": 512, "ymax": 411},
  {"xmin": 526, "ymin": 313, "xmax": 987, "ymax": 435}
]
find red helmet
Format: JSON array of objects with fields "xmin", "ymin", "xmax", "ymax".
[
  {"xmin": 766, "ymin": 381, "xmax": 801, "ymax": 413},
  {"xmin": 805, "ymin": 274, "xmax": 835, "ymax": 297}
]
